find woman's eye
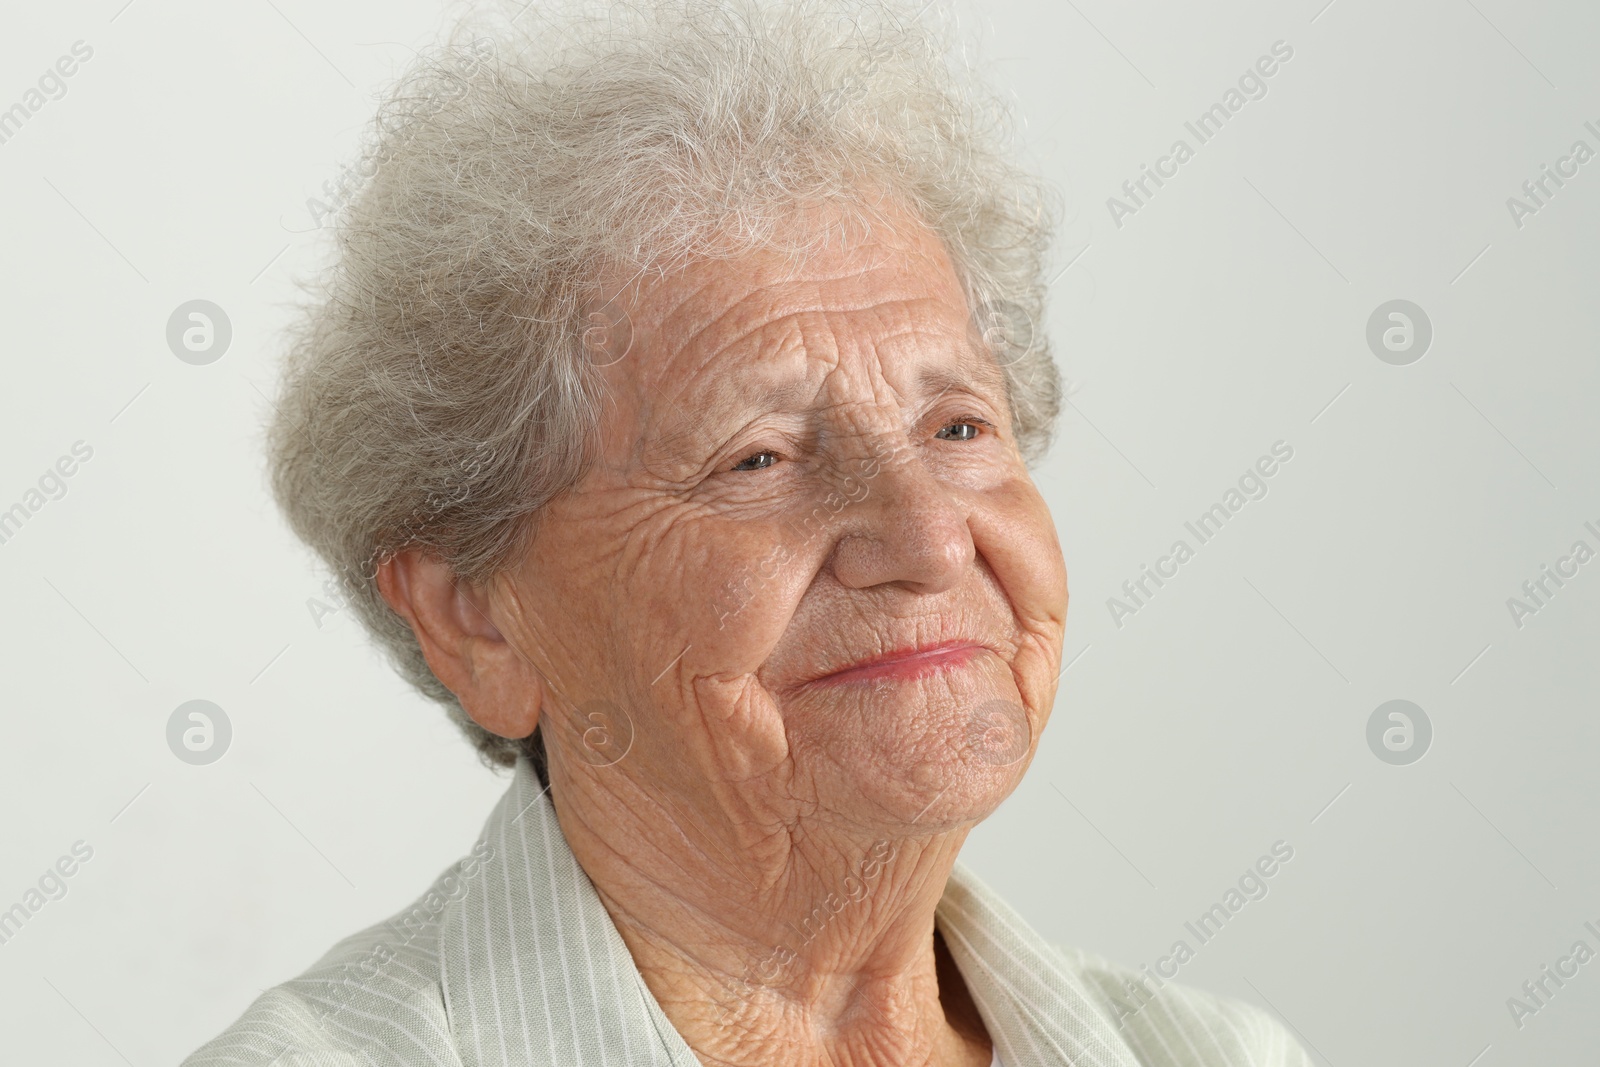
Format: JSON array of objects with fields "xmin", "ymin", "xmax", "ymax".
[
  {"xmin": 935, "ymin": 418, "xmax": 987, "ymax": 442},
  {"xmin": 731, "ymin": 450, "xmax": 779, "ymax": 472}
]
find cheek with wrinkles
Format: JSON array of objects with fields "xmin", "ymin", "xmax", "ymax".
[
  {"xmin": 689, "ymin": 521, "xmax": 826, "ymax": 661},
  {"xmin": 543, "ymin": 488, "xmax": 820, "ymax": 702},
  {"xmin": 965, "ymin": 476, "xmax": 1067, "ymax": 671},
  {"xmin": 977, "ymin": 475, "xmax": 1065, "ymax": 605}
]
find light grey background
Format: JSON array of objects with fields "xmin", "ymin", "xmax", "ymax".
[{"xmin": 1, "ymin": 0, "xmax": 1595, "ymax": 1063}]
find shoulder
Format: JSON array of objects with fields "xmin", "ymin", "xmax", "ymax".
[
  {"xmin": 180, "ymin": 861, "xmax": 474, "ymax": 1067},
  {"xmin": 1050, "ymin": 944, "xmax": 1316, "ymax": 1067}
]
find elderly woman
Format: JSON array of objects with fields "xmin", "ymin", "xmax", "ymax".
[{"xmin": 187, "ymin": 1, "xmax": 1310, "ymax": 1064}]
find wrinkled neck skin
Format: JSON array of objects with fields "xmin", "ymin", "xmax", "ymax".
[{"xmin": 553, "ymin": 773, "xmax": 995, "ymax": 1067}]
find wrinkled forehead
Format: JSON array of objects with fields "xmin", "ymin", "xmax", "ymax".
[{"xmin": 590, "ymin": 210, "xmax": 1003, "ymax": 469}]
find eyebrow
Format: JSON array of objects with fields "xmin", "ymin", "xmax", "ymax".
[
  {"xmin": 697, "ymin": 376, "xmax": 818, "ymax": 429},
  {"xmin": 638, "ymin": 375, "xmax": 814, "ymax": 475},
  {"xmin": 917, "ymin": 354, "xmax": 1008, "ymax": 408}
]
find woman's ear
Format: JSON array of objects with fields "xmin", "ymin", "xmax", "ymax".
[{"xmin": 375, "ymin": 548, "xmax": 543, "ymax": 740}]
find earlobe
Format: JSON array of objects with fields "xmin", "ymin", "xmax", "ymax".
[
  {"xmin": 458, "ymin": 602, "xmax": 545, "ymax": 740},
  {"xmin": 375, "ymin": 548, "xmax": 544, "ymax": 741}
]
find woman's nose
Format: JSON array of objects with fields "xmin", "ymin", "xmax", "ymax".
[{"xmin": 825, "ymin": 445, "xmax": 974, "ymax": 595}]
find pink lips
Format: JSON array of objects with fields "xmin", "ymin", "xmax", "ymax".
[{"xmin": 807, "ymin": 642, "xmax": 985, "ymax": 687}]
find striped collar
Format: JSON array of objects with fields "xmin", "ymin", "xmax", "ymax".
[{"xmin": 437, "ymin": 758, "xmax": 1145, "ymax": 1067}]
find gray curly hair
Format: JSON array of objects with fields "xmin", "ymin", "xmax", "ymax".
[{"xmin": 268, "ymin": 0, "xmax": 1063, "ymax": 770}]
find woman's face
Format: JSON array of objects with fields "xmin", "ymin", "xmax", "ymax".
[{"xmin": 498, "ymin": 201, "xmax": 1067, "ymax": 837}]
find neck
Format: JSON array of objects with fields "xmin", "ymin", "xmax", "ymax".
[{"xmin": 552, "ymin": 773, "xmax": 993, "ymax": 1067}]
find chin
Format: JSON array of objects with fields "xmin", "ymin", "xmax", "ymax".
[
  {"xmin": 878, "ymin": 756, "xmax": 1025, "ymax": 834},
  {"xmin": 817, "ymin": 724, "xmax": 1034, "ymax": 834}
]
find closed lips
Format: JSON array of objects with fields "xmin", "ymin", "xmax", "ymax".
[{"xmin": 805, "ymin": 641, "xmax": 986, "ymax": 686}]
